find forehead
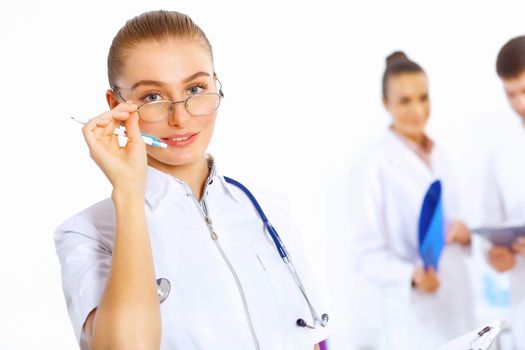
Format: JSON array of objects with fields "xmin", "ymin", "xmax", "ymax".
[
  {"xmin": 117, "ymin": 38, "xmax": 214, "ymax": 86},
  {"xmin": 387, "ymin": 72, "xmax": 428, "ymax": 96},
  {"xmin": 503, "ymin": 71, "xmax": 525, "ymax": 93}
]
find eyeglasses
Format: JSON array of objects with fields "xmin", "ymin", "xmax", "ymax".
[{"xmin": 112, "ymin": 79, "xmax": 224, "ymax": 123}]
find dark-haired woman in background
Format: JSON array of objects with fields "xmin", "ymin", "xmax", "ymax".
[{"xmin": 348, "ymin": 52, "xmax": 475, "ymax": 349}]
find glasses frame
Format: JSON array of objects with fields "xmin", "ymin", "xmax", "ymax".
[{"xmin": 111, "ymin": 77, "xmax": 224, "ymax": 123}]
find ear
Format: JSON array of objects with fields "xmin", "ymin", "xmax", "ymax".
[{"xmin": 106, "ymin": 89, "xmax": 120, "ymax": 109}]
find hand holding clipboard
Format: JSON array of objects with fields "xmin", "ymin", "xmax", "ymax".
[{"xmin": 472, "ymin": 223, "xmax": 525, "ymax": 246}]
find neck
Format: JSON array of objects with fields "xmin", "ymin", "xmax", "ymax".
[
  {"xmin": 392, "ymin": 126, "xmax": 426, "ymax": 147},
  {"xmin": 148, "ymin": 155, "xmax": 210, "ymax": 199},
  {"xmin": 406, "ymin": 133, "xmax": 426, "ymax": 147}
]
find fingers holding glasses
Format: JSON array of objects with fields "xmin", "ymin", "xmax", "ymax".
[
  {"xmin": 81, "ymin": 102, "xmax": 148, "ymax": 190},
  {"xmin": 83, "ymin": 102, "xmax": 137, "ymax": 135},
  {"xmin": 101, "ymin": 102, "xmax": 138, "ymax": 131},
  {"xmin": 82, "ymin": 102, "xmax": 138, "ymax": 153},
  {"xmin": 122, "ymin": 113, "xmax": 144, "ymax": 144}
]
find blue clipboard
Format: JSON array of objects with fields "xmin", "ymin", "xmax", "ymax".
[{"xmin": 418, "ymin": 180, "xmax": 445, "ymax": 270}]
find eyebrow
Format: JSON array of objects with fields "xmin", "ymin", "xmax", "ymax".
[{"xmin": 130, "ymin": 71, "xmax": 211, "ymax": 90}]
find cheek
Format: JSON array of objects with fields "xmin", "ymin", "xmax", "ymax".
[
  {"xmin": 392, "ymin": 105, "xmax": 410, "ymax": 122},
  {"xmin": 200, "ymin": 113, "xmax": 217, "ymax": 130},
  {"xmin": 196, "ymin": 114, "xmax": 217, "ymax": 141},
  {"xmin": 394, "ymin": 106, "xmax": 427, "ymax": 130},
  {"xmin": 512, "ymin": 94, "xmax": 525, "ymax": 108},
  {"xmin": 422, "ymin": 103, "xmax": 431, "ymax": 119},
  {"xmin": 137, "ymin": 118, "xmax": 166, "ymax": 137}
]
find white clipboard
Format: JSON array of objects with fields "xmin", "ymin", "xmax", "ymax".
[
  {"xmin": 472, "ymin": 223, "xmax": 525, "ymax": 246},
  {"xmin": 437, "ymin": 321, "xmax": 506, "ymax": 350}
]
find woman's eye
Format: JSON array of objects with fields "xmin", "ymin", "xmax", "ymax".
[
  {"xmin": 144, "ymin": 93, "xmax": 162, "ymax": 103},
  {"xmin": 188, "ymin": 85, "xmax": 205, "ymax": 95}
]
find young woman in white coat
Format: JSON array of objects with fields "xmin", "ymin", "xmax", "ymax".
[
  {"xmin": 53, "ymin": 10, "xmax": 327, "ymax": 350},
  {"xmin": 349, "ymin": 52, "xmax": 475, "ymax": 350}
]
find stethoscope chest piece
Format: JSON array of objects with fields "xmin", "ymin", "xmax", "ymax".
[{"xmin": 157, "ymin": 278, "xmax": 171, "ymax": 304}]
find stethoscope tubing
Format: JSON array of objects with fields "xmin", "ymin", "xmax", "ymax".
[{"xmin": 224, "ymin": 176, "xmax": 328, "ymax": 328}]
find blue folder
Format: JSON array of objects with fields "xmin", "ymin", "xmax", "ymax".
[{"xmin": 418, "ymin": 180, "xmax": 445, "ymax": 270}]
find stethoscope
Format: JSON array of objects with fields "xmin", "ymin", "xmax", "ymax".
[{"xmin": 156, "ymin": 176, "xmax": 329, "ymax": 329}]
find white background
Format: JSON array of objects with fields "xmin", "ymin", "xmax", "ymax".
[{"xmin": 1, "ymin": 0, "xmax": 524, "ymax": 348}]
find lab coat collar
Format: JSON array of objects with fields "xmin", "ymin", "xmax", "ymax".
[
  {"xmin": 389, "ymin": 126, "xmax": 434, "ymax": 169},
  {"xmin": 144, "ymin": 155, "xmax": 240, "ymax": 210},
  {"xmin": 389, "ymin": 126, "xmax": 434, "ymax": 155},
  {"xmin": 382, "ymin": 128, "xmax": 438, "ymax": 179}
]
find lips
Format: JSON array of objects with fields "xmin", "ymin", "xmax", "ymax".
[{"xmin": 160, "ymin": 132, "xmax": 198, "ymax": 148}]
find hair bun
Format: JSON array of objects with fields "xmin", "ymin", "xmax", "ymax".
[{"xmin": 386, "ymin": 51, "xmax": 410, "ymax": 67}]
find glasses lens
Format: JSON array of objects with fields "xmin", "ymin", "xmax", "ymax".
[
  {"xmin": 187, "ymin": 94, "xmax": 221, "ymax": 116},
  {"xmin": 138, "ymin": 101, "xmax": 172, "ymax": 122}
]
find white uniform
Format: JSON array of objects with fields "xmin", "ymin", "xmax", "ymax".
[
  {"xmin": 479, "ymin": 121, "xmax": 525, "ymax": 349},
  {"xmin": 349, "ymin": 129, "xmax": 474, "ymax": 350},
  {"xmin": 54, "ymin": 161, "xmax": 327, "ymax": 350}
]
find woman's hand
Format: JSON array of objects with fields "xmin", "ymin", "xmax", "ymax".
[
  {"xmin": 82, "ymin": 102, "xmax": 147, "ymax": 194},
  {"xmin": 488, "ymin": 246, "xmax": 516, "ymax": 272},
  {"xmin": 81, "ymin": 103, "xmax": 161, "ymax": 349},
  {"xmin": 412, "ymin": 267, "xmax": 440, "ymax": 293},
  {"xmin": 512, "ymin": 237, "xmax": 525, "ymax": 256},
  {"xmin": 446, "ymin": 220, "xmax": 471, "ymax": 246}
]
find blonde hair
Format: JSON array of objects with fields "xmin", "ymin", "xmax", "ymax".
[{"xmin": 107, "ymin": 10, "xmax": 213, "ymax": 87}]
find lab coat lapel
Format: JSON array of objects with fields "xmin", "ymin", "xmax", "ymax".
[{"xmin": 383, "ymin": 129, "xmax": 437, "ymax": 183}]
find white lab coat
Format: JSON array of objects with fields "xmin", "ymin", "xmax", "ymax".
[
  {"xmin": 479, "ymin": 121, "xmax": 525, "ymax": 349},
  {"xmin": 54, "ymin": 161, "xmax": 327, "ymax": 350},
  {"xmin": 349, "ymin": 129, "xmax": 474, "ymax": 350}
]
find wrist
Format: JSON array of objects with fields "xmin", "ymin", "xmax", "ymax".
[
  {"xmin": 461, "ymin": 237, "xmax": 472, "ymax": 246},
  {"xmin": 112, "ymin": 187, "xmax": 146, "ymax": 206}
]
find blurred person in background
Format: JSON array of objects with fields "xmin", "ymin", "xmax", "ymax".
[
  {"xmin": 347, "ymin": 52, "xmax": 475, "ymax": 349},
  {"xmin": 475, "ymin": 35, "xmax": 525, "ymax": 349}
]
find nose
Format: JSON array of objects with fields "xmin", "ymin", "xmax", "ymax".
[
  {"xmin": 411, "ymin": 102, "xmax": 427, "ymax": 119},
  {"xmin": 167, "ymin": 101, "xmax": 191, "ymax": 127}
]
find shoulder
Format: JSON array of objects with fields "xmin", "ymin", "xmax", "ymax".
[
  {"xmin": 357, "ymin": 129, "xmax": 398, "ymax": 166},
  {"xmin": 492, "ymin": 125, "xmax": 524, "ymax": 159},
  {"xmin": 476, "ymin": 113, "xmax": 524, "ymax": 160},
  {"xmin": 54, "ymin": 197, "xmax": 115, "ymax": 249},
  {"xmin": 348, "ymin": 137, "xmax": 387, "ymax": 183}
]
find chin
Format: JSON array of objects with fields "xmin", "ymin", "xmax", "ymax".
[
  {"xmin": 409, "ymin": 123, "xmax": 426, "ymax": 134},
  {"xmin": 414, "ymin": 128, "xmax": 426, "ymax": 136},
  {"xmin": 148, "ymin": 150, "xmax": 204, "ymax": 168}
]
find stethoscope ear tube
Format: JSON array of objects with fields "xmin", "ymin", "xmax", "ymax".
[{"xmin": 297, "ymin": 314, "xmax": 329, "ymax": 329}]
